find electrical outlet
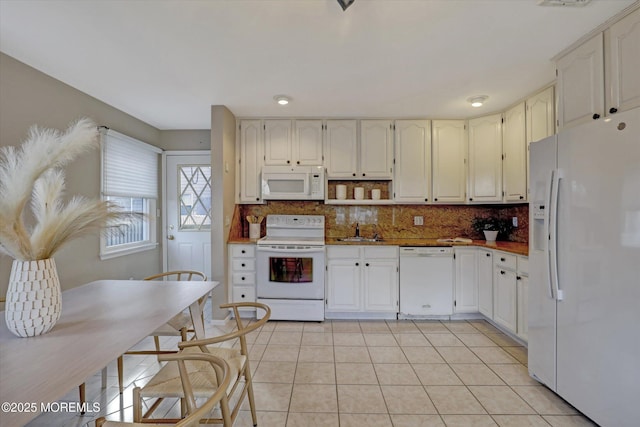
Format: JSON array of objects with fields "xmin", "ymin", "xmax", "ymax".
[
  {"xmin": 414, "ymin": 216, "xmax": 424, "ymax": 226},
  {"xmin": 512, "ymin": 217, "xmax": 518, "ymax": 227}
]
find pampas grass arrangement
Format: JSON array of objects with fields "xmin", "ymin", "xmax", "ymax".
[{"xmin": 0, "ymin": 117, "xmax": 123, "ymax": 261}]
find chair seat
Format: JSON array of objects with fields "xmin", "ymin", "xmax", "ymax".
[
  {"xmin": 102, "ymin": 422, "xmax": 167, "ymax": 427},
  {"xmin": 140, "ymin": 347, "xmax": 245, "ymax": 398},
  {"xmin": 152, "ymin": 311, "xmax": 192, "ymax": 336}
]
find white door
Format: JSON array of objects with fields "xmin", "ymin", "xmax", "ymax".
[{"xmin": 165, "ymin": 153, "xmax": 212, "ymax": 278}]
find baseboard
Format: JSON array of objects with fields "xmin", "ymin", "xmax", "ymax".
[{"xmin": 209, "ymin": 313, "xmax": 231, "ymax": 326}]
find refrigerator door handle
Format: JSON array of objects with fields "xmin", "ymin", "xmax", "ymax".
[
  {"xmin": 546, "ymin": 169, "xmax": 555, "ymax": 300},
  {"xmin": 550, "ymin": 169, "xmax": 563, "ymax": 301}
]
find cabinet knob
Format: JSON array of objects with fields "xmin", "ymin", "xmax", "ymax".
[
  {"xmin": 500, "ymin": 270, "xmax": 506, "ymax": 275},
  {"xmin": 296, "ymin": 160, "xmax": 300, "ymax": 164},
  {"xmin": 501, "ymin": 257, "xmax": 506, "ymax": 262},
  {"xmin": 425, "ymin": 198, "xmax": 428, "ymax": 202},
  {"xmin": 434, "ymin": 198, "xmax": 438, "ymax": 202},
  {"xmin": 241, "ymin": 250, "xmax": 246, "ymax": 254},
  {"xmin": 352, "ymin": 173, "xmax": 356, "ymax": 177},
  {"xmin": 362, "ymin": 173, "xmax": 366, "ymax": 177},
  {"xmin": 287, "ymin": 160, "xmax": 290, "ymax": 164},
  {"xmin": 241, "ymin": 276, "xmax": 245, "ymax": 281},
  {"xmin": 256, "ymin": 197, "xmax": 260, "ymax": 201},
  {"xmin": 241, "ymin": 263, "xmax": 246, "ymax": 267},
  {"xmin": 241, "ymin": 294, "xmax": 245, "ymax": 298},
  {"xmin": 365, "ymin": 263, "xmax": 370, "ymax": 267},
  {"xmin": 355, "ymin": 262, "xmax": 359, "ymax": 266},
  {"xmin": 592, "ymin": 113, "xmax": 601, "ymax": 120},
  {"xmin": 519, "ymin": 195, "xmax": 524, "ymax": 200},
  {"xmin": 516, "ymin": 276, "xmax": 522, "ymax": 280},
  {"xmin": 486, "ymin": 253, "xmax": 491, "ymax": 257},
  {"xmin": 609, "ymin": 107, "xmax": 618, "ymax": 114}
]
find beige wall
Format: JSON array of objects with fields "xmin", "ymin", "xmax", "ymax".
[
  {"xmin": 210, "ymin": 106, "xmax": 236, "ymax": 320},
  {"xmin": 0, "ymin": 53, "xmax": 163, "ymax": 293},
  {"xmin": 158, "ymin": 130, "xmax": 211, "ymax": 151}
]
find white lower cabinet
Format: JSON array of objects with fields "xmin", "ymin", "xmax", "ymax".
[
  {"xmin": 228, "ymin": 244, "xmax": 257, "ymax": 314},
  {"xmin": 493, "ymin": 252, "xmax": 517, "ymax": 333},
  {"xmin": 477, "ymin": 249, "xmax": 493, "ymax": 318},
  {"xmin": 453, "ymin": 248, "xmax": 478, "ymax": 313},
  {"xmin": 516, "ymin": 256, "xmax": 529, "ymax": 341},
  {"xmin": 326, "ymin": 245, "xmax": 398, "ymax": 316}
]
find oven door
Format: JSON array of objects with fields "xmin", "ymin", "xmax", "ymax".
[{"xmin": 256, "ymin": 245, "xmax": 325, "ymax": 300}]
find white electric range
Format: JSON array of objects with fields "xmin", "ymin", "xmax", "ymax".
[{"xmin": 255, "ymin": 215, "xmax": 325, "ymax": 321}]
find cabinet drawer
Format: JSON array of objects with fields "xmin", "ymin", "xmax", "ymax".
[
  {"xmin": 517, "ymin": 256, "xmax": 529, "ymax": 276},
  {"xmin": 363, "ymin": 246, "xmax": 398, "ymax": 259},
  {"xmin": 494, "ymin": 252, "xmax": 517, "ymax": 270},
  {"xmin": 232, "ymin": 259, "xmax": 255, "ymax": 271},
  {"xmin": 230, "ymin": 245, "xmax": 255, "ymax": 258},
  {"xmin": 327, "ymin": 246, "xmax": 360, "ymax": 259},
  {"xmin": 232, "ymin": 272, "xmax": 255, "ymax": 285},
  {"xmin": 232, "ymin": 286, "xmax": 256, "ymax": 304}
]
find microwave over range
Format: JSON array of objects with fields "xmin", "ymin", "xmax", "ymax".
[{"xmin": 261, "ymin": 165, "xmax": 325, "ymax": 200}]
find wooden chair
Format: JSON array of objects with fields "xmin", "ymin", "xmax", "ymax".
[
  {"xmin": 117, "ymin": 270, "xmax": 208, "ymax": 394},
  {"xmin": 95, "ymin": 353, "xmax": 231, "ymax": 427},
  {"xmin": 133, "ymin": 302, "xmax": 271, "ymax": 426}
]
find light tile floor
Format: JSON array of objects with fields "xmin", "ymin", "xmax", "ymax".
[{"xmin": 25, "ymin": 304, "xmax": 597, "ymax": 427}]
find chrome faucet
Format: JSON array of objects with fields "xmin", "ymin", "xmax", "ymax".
[{"xmin": 355, "ymin": 223, "xmax": 360, "ymax": 237}]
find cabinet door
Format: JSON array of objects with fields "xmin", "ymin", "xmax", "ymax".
[
  {"xmin": 326, "ymin": 258, "xmax": 361, "ymax": 311},
  {"xmin": 468, "ymin": 114, "xmax": 503, "ymax": 203},
  {"xmin": 493, "ymin": 267, "xmax": 517, "ymax": 333},
  {"xmin": 517, "ymin": 275, "xmax": 529, "ymax": 341},
  {"xmin": 606, "ymin": 8, "xmax": 640, "ymax": 114},
  {"xmin": 454, "ymin": 249, "xmax": 478, "ymax": 313},
  {"xmin": 557, "ymin": 33, "xmax": 604, "ymax": 130},
  {"xmin": 478, "ymin": 250, "xmax": 493, "ymax": 318},
  {"xmin": 325, "ymin": 120, "xmax": 358, "ymax": 178},
  {"xmin": 432, "ymin": 120, "xmax": 467, "ymax": 203},
  {"xmin": 394, "ymin": 120, "xmax": 431, "ymax": 203},
  {"xmin": 360, "ymin": 120, "xmax": 393, "ymax": 179},
  {"xmin": 503, "ymin": 103, "xmax": 527, "ymax": 202},
  {"xmin": 263, "ymin": 120, "xmax": 292, "ymax": 166},
  {"xmin": 526, "ymin": 86, "xmax": 555, "ymax": 144},
  {"xmin": 294, "ymin": 120, "xmax": 324, "ymax": 165},
  {"xmin": 363, "ymin": 259, "xmax": 398, "ymax": 312},
  {"xmin": 237, "ymin": 120, "xmax": 263, "ymax": 203}
]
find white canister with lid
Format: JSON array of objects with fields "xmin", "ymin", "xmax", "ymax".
[
  {"xmin": 336, "ymin": 184, "xmax": 347, "ymax": 200},
  {"xmin": 354, "ymin": 187, "xmax": 365, "ymax": 200}
]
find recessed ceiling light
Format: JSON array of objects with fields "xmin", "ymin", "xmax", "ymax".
[
  {"xmin": 467, "ymin": 95, "xmax": 488, "ymax": 108},
  {"xmin": 274, "ymin": 95, "xmax": 290, "ymax": 105}
]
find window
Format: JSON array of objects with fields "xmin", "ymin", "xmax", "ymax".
[{"xmin": 100, "ymin": 128, "xmax": 162, "ymax": 259}]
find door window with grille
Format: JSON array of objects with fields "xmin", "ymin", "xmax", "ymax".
[{"xmin": 178, "ymin": 165, "xmax": 212, "ymax": 230}]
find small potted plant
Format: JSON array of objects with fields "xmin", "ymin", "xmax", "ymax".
[{"xmin": 471, "ymin": 216, "xmax": 514, "ymax": 242}]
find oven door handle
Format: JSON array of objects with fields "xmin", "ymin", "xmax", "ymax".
[{"xmin": 257, "ymin": 246, "xmax": 325, "ymax": 253}]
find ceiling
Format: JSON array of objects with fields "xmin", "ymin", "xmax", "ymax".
[{"xmin": 0, "ymin": 0, "xmax": 636, "ymax": 130}]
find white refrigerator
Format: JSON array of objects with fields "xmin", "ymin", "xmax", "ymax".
[{"xmin": 529, "ymin": 107, "xmax": 640, "ymax": 427}]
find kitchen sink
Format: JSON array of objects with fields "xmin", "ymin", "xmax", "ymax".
[{"xmin": 337, "ymin": 237, "xmax": 384, "ymax": 242}]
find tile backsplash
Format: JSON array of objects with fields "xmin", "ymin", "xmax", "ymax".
[{"xmin": 231, "ymin": 202, "xmax": 528, "ymax": 243}]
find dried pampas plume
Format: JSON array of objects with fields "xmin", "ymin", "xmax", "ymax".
[{"xmin": 0, "ymin": 118, "xmax": 123, "ymax": 261}]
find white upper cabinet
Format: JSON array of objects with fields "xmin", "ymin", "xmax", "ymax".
[
  {"xmin": 432, "ymin": 120, "xmax": 467, "ymax": 203},
  {"xmin": 237, "ymin": 120, "xmax": 264, "ymax": 204},
  {"xmin": 264, "ymin": 119, "xmax": 324, "ymax": 166},
  {"xmin": 526, "ymin": 86, "xmax": 555, "ymax": 144},
  {"xmin": 468, "ymin": 114, "xmax": 503, "ymax": 203},
  {"xmin": 263, "ymin": 120, "xmax": 292, "ymax": 166},
  {"xmin": 606, "ymin": 7, "xmax": 640, "ymax": 115},
  {"xmin": 556, "ymin": 33, "xmax": 604, "ymax": 130},
  {"xmin": 294, "ymin": 120, "xmax": 324, "ymax": 165},
  {"xmin": 394, "ymin": 120, "xmax": 431, "ymax": 203},
  {"xmin": 502, "ymin": 102, "xmax": 527, "ymax": 202},
  {"xmin": 324, "ymin": 120, "xmax": 358, "ymax": 178},
  {"xmin": 359, "ymin": 120, "xmax": 394, "ymax": 179}
]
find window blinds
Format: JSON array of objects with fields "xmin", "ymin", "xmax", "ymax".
[{"xmin": 101, "ymin": 128, "xmax": 162, "ymax": 199}]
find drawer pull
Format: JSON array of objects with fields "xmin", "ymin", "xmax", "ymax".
[
  {"xmin": 241, "ymin": 276, "xmax": 245, "ymax": 281},
  {"xmin": 486, "ymin": 253, "xmax": 491, "ymax": 257},
  {"xmin": 241, "ymin": 249, "xmax": 246, "ymax": 254},
  {"xmin": 500, "ymin": 270, "xmax": 506, "ymax": 275},
  {"xmin": 241, "ymin": 263, "xmax": 246, "ymax": 267},
  {"xmin": 355, "ymin": 262, "xmax": 359, "ymax": 266},
  {"xmin": 241, "ymin": 294, "xmax": 245, "ymax": 298},
  {"xmin": 500, "ymin": 257, "xmax": 506, "ymax": 262},
  {"xmin": 365, "ymin": 263, "xmax": 370, "ymax": 267}
]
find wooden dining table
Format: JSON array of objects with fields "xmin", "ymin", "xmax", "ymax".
[{"xmin": 0, "ymin": 279, "xmax": 218, "ymax": 427}]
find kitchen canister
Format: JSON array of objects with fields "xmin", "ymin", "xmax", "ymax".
[
  {"xmin": 354, "ymin": 187, "xmax": 365, "ymax": 200},
  {"xmin": 371, "ymin": 189, "xmax": 381, "ymax": 200},
  {"xmin": 249, "ymin": 223, "xmax": 261, "ymax": 239},
  {"xmin": 336, "ymin": 184, "xmax": 347, "ymax": 200}
]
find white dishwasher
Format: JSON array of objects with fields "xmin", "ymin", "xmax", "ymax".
[{"xmin": 399, "ymin": 247, "xmax": 454, "ymax": 317}]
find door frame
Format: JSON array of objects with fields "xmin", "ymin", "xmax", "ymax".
[{"xmin": 162, "ymin": 150, "xmax": 212, "ymax": 273}]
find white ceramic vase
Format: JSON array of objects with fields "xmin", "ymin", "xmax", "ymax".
[
  {"xmin": 483, "ymin": 230, "xmax": 499, "ymax": 242},
  {"xmin": 4, "ymin": 258, "xmax": 62, "ymax": 338}
]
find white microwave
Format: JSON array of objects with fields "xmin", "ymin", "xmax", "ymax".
[{"xmin": 261, "ymin": 165, "xmax": 325, "ymax": 200}]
